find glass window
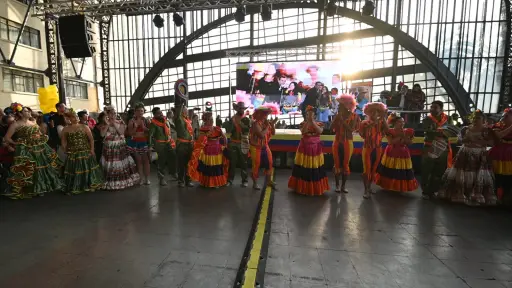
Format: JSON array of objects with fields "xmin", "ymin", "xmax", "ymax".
[
  {"xmin": 0, "ymin": 17, "xmax": 41, "ymax": 49},
  {"xmin": 65, "ymin": 80, "xmax": 88, "ymax": 99},
  {"xmin": 2, "ymin": 68, "xmax": 43, "ymax": 93}
]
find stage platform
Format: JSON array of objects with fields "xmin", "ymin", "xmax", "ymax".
[{"xmin": 1, "ymin": 171, "xmax": 512, "ymax": 288}]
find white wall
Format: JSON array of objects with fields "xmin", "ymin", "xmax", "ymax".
[{"xmin": 0, "ymin": 0, "xmax": 101, "ymax": 112}]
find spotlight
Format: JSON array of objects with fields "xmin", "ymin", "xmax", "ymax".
[
  {"xmin": 235, "ymin": 6, "xmax": 246, "ymax": 23},
  {"xmin": 173, "ymin": 12, "xmax": 183, "ymax": 26},
  {"xmin": 261, "ymin": 4, "xmax": 272, "ymax": 21},
  {"xmin": 325, "ymin": 0, "xmax": 337, "ymax": 17},
  {"xmin": 362, "ymin": 1, "xmax": 375, "ymax": 16},
  {"xmin": 153, "ymin": 14, "xmax": 164, "ymax": 28}
]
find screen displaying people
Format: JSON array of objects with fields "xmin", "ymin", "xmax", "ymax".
[{"xmin": 235, "ymin": 62, "xmax": 343, "ymax": 117}]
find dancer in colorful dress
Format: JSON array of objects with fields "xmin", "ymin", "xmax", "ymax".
[
  {"xmin": 228, "ymin": 102, "xmax": 251, "ymax": 187},
  {"xmin": 4, "ymin": 103, "xmax": 64, "ymax": 199},
  {"xmin": 440, "ymin": 110, "xmax": 496, "ymax": 205},
  {"xmin": 375, "ymin": 113, "xmax": 418, "ymax": 192},
  {"xmin": 331, "ymin": 94, "xmax": 359, "ymax": 193},
  {"xmin": 61, "ymin": 109, "xmax": 104, "ymax": 194},
  {"xmin": 489, "ymin": 108, "xmax": 512, "ymax": 205},
  {"xmin": 250, "ymin": 106, "xmax": 278, "ymax": 189},
  {"xmin": 421, "ymin": 100, "xmax": 453, "ymax": 199},
  {"xmin": 101, "ymin": 106, "xmax": 140, "ymax": 190},
  {"xmin": 127, "ymin": 102, "xmax": 151, "ymax": 185},
  {"xmin": 288, "ymin": 105, "xmax": 329, "ymax": 195},
  {"xmin": 188, "ymin": 109, "xmax": 229, "ymax": 188},
  {"xmin": 149, "ymin": 107, "xmax": 177, "ymax": 186},
  {"xmin": 175, "ymin": 103, "xmax": 194, "ymax": 187},
  {"xmin": 359, "ymin": 102, "xmax": 388, "ymax": 199}
]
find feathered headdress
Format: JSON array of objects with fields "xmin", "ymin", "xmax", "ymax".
[
  {"xmin": 253, "ymin": 106, "xmax": 272, "ymax": 120},
  {"xmin": 363, "ymin": 102, "xmax": 387, "ymax": 116},
  {"xmin": 261, "ymin": 102, "xmax": 280, "ymax": 115},
  {"xmin": 336, "ymin": 94, "xmax": 357, "ymax": 112},
  {"xmin": 10, "ymin": 102, "xmax": 23, "ymax": 113}
]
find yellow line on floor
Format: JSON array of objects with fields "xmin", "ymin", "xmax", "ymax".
[{"xmin": 242, "ymin": 175, "xmax": 273, "ymax": 288}]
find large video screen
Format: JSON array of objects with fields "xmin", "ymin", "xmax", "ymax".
[{"xmin": 235, "ymin": 61, "xmax": 344, "ymax": 117}]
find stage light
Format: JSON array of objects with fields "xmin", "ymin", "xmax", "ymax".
[
  {"xmin": 325, "ymin": 0, "xmax": 337, "ymax": 17},
  {"xmin": 153, "ymin": 14, "xmax": 164, "ymax": 28},
  {"xmin": 173, "ymin": 12, "xmax": 183, "ymax": 26},
  {"xmin": 362, "ymin": 1, "xmax": 375, "ymax": 16},
  {"xmin": 235, "ymin": 6, "xmax": 246, "ymax": 23},
  {"xmin": 261, "ymin": 4, "xmax": 272, "ymax": 21}
]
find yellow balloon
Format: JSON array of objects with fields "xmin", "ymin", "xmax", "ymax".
[{"xmin": 38, "ymin": 85, "xmax": 60, "ymax": 113}]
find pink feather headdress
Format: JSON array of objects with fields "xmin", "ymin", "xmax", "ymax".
[
  {"xmin": 336, "ymin": 94, "xmax": 357, "ymax": 112},
  {"xmin": 363, "ymin": 102, "xmax": 387, "ymax": 116},
  {"xmin": 261, "ymin": 102, "xmax": 281, "ymax": 115}
]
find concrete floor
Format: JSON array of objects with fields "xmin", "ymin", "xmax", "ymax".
[{"xmin": 1, "ymin": 170, "xmax": 512, "ymax": 288}]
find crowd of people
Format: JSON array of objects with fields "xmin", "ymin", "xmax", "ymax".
[
  {"xmin": 2, "ymin": 96, "xmax": 512, "ymax": 207},
  {"xmin": 288, "ymin": 94, "xmax": 512, "ymax": 206}
]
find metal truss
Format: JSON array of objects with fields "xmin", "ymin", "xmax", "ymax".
[
  {"xmin": 33, "ymin": 0, "xmax": 304, "ymax": 18},
  {"xmin": 99, "ymin": 16, "xmax": 112, "ymax": 106},
  {"xmin": 44, "ymin": 19, "xmax": 58, "ymax": 85},
  {"xmin": 225, "ymin": 47, "xmax": 343, "ymax": 58}
]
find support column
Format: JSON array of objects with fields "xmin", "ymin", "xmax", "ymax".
[
  {"xmin": 44, "ymin": 18, "xmax": 58, "ymax": 85},
  {"xmin": 55, "ymin": 22, "xmax": 67, "ymax": 104},
  {"xmin": 391, "ymin": 0, "xmax": 403, "ymax": 92},
  {"xmin": 99, "ymin": 16, "xmax": 112, "ymax": 106}
]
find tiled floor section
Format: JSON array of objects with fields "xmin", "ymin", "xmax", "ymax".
[
  {"xmin": 265, "ymin": 170, "xmax": 512, "ymax": 288},
  {"xmin": 2, "ymin": 170, "xmax": 512, "ymax": 288},
  {"xmin": 0, "ymin": 176, "xmax": 260, "ymax": 288}
]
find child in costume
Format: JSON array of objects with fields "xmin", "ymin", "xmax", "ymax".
[
  {"xmin": 127, "ymin": 102, "xmax": 151, "ymax": 185},
  {"xmin": 250, "ymin": 105, "xmax": 279, "ymax": 189},
  {"xmin": 288, "ymin": 105, "xmax": 329, "ymax": 195},
  {"xmin": 61, "ymin": 109, "xmax": 104, "ymax": 194},
  {"xmin": 421, "ymin": 100, "xmax": 453, "ymax": 199},
  {"xmin": 331, "ymin": 94, "xmax": 359, "ymax": 193},
  {"xmin": 375, "ymin": 113, "xmax": 418, "ymax": 192},
  {"xmin": 489, "ymin": 108, "xmax": 512, "ymax": 205},
  {"xmin": 188, "ymin": 105, "xmax": 229, "ymax": 188},
  {"xmin": 4, "ymin": 103, "xmax": 64, "ymax": 199},
  {"xmin": 359, "ymin": 102, "xmax": 388, "ymax": 199},
  {"xmin": 440, "ymin": 110, "xmax": 496, "ymax": 205}
]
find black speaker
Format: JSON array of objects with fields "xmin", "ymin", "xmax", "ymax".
[{"xmin": 58, "ymin": 15, "xmax": 96, "ymax": 58}]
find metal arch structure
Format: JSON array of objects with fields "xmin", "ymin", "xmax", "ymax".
[
  {"xmin": 127, "ymin": 3, "xmax": 476, "ymax": 115},
  {"xmin": 32, "ymin": 0, "xmax": 302, "ymax": 18},
  {"xmin": 501, "ymin": 0, "xmax": 512, "ymax": 106}
]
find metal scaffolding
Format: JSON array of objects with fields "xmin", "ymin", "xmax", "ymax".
[{"xmin": 33, "ymin": 0, "xmax": 303, "ymax": 18}]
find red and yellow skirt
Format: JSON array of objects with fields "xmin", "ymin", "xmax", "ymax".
[
  {"xmin": 188, "ymin": 139, "xmax": 229, "ymax": 187},
  {"xmin": 489, "ymin": 142, "xmax": 512, "ymax": 202},
  {"xmin": 375, "ymin": 144, "xmax": 418, "ymax": 192},
  {"xmin": 333, "ymin": 140, "xmax": 353, "ymax": 175},
  {"xmin": 288, "ymin": 136, "xmax": 330, "ymax": 196}
]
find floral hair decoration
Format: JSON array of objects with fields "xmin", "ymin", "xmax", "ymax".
[
  {"xmin": 11, "ymin": 102, "xmax": 23, "ymax": 112},
  {"xmin": 387, "ymin": 112, "xmax": 402, "ymax": 125}
]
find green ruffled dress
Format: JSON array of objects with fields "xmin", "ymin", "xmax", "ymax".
[
  {"xmin": 64, "ymin": 129, "xmax": 104, "ymax": 194},
  {"xmin": 6, "ymin": 125, "xmax": 64, "ymax": 199}
]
